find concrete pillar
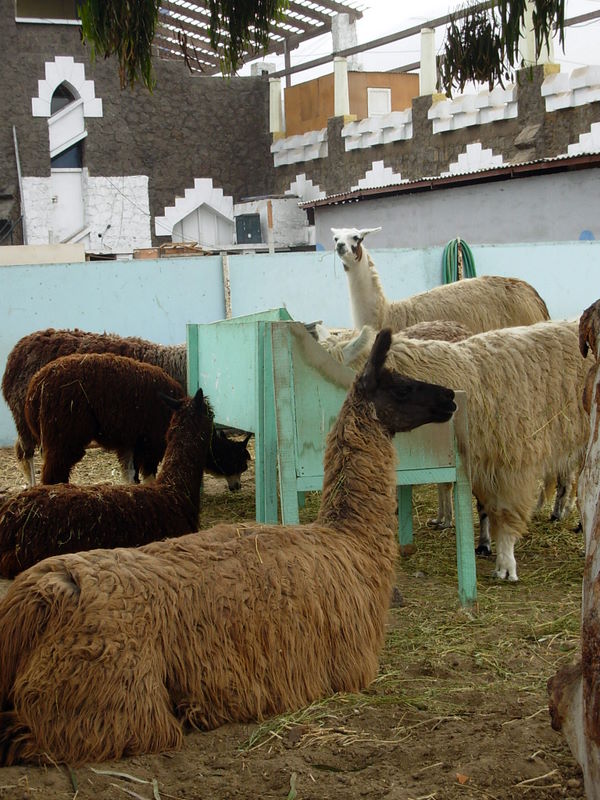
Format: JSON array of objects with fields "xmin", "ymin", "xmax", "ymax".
[
  {"xmin": 419, "ymin": 27, "xmax": 437, "ymax": 95},
  {"xmin": 519, "ymin": 0, "xmax": 554, "ymax": 66},
  {"xmin": 332, "ymin": 13, "xmax": 361, "ymax": 70},
  {"xmin": 269, "ymin": 78, "xmax": 285, "ymax": 138},
  {"xmin": 334, "ymin": 56, "xmax": 351, "ymax": 117}
]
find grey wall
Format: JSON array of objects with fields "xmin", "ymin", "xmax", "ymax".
[{"xmin": 314, "ymin": 169, "xmax": 600, "ymax": 249}]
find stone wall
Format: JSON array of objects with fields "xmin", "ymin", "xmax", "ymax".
[
  {"xmin": 271, "ymin": 65, "xmax": 600, "ymax": 199},
  {"xmin": 0, "ymin": 0, "xmax": 273, "ymax": 246}
]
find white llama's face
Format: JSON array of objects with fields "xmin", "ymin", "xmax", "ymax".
[{"xmin": 331, "ymin": 227, "xmax": 382, "ymax": 269}]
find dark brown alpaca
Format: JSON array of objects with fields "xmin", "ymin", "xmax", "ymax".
[
  {"xmin": 1, "ymin": 327, "xmax": 187, "ymax": 485},
  {"xmin": 0, "ymin": 329, "xmax": 455, "ymax": 765},
  {"xmin": 23, "ymin": 352, "xmax": 251, "ymax": 488},
  {"xmin": 0, "ymin": 389, "xmax": 212, "ymax": 577}
]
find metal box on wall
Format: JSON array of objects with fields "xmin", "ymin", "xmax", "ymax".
[{"xmin": 235, "ymin": 213, "xmax": 262, "ymax": 244}]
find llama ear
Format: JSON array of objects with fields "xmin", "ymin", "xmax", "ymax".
[
  {"xmin": 359, "ymin": 328, "xmax": 392, "ymax": 391},
  {"xmin": 579, "ymin": 303, "xmax": 598, "ymax": 358},
  {"xmin": 242, "ymin": 433, "xmax": 253, "ymax": 446},
  {"xmin": 358, "ymin": 227, "xmax": 382, "ymax": 239},
  {"xmin": 159, "ymin": 391, "xmax": 184, "ymax": 411}
]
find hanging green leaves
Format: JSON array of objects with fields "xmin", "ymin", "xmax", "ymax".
[
  {"xmin": 206, "ymin": 0, "xmax": 289, "ymax": 75},
  {"xmin": 78, "ymin": 0, "xmax": 289, "ymax": 91},
  {"xmin": 440, "ymin": 0, "xmax": 566, "ymax": 96},
  {"xmin": 79, "ymin": 0, "xmax": 161, "ymax": 90}
]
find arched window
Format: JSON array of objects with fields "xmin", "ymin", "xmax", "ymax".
[{"xmin": 50, "ymin": 82, "xmax": 76, "ymax": 115}]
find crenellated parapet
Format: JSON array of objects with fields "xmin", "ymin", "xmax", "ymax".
[
  {"xmin": 427, "ymin": 85, "xmax": 518, "ymax": 133},
  {"xmin": 542, "ymin": 65, "xmax": 600, "ymax": 112},
  {"xmin": 271, "ymin": 64, "xmax": 600, "ymax": 200}
]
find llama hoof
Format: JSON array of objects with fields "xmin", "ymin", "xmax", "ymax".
[
  {"xmin": 475, "ymin": 544, "xmax": 492, "ymax": 557},
  {"xmin": 491, "ymin": 568, "xmax": 518, "ymax": 582},
  {"xmin": 573, "ymin": 522, "xmax": 582, "ymax": 534},
  {"xmin": 427, "ymin": 518, "xmax": 452, "ymax": 530}
]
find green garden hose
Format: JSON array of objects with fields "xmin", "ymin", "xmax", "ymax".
[{"xmin": 442, "ymin": 238, "xmax": 477, "ymax": 283}]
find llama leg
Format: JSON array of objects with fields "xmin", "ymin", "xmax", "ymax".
[
  {"xmin": 40, "ymin": 448, "xmax": 81, "ymax": 484},
  {"xmin": 8, "ymin": 634, "xmax": 184, "ymax": 763},
  {"xmin": 475, "ymin": 500, "xmax": 492, "ymax": 556},
  {"xmin": 551, "ymin": 471, "xmax": 578, "ymax": 522},
  {"xmin": 15, "ymin": 439, "xmax": 36, "ymax": 487},
  {"xmin": 428, "ymin": 484, "xmax": 453, "ymax": 528},
  {"xmin": 491, "ymin": 523, "xmax": 519, "ymax": 582},
  {"xmin": 117, "ymin": 450, "xmax": 137, "ymax": 483}
]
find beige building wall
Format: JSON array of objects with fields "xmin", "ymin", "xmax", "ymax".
[{"xmin": 284, "ymin": 72, "xmax": 419, "ymax": 136}]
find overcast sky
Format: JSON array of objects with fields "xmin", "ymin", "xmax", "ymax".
[{"xmin": 240, "ymin": 0, "xmax": 600, "ymax": 83}]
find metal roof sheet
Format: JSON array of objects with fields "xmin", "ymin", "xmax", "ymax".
[{"xmin": 299, "ymin": 150, "xmax": 600, "ymax": 207}]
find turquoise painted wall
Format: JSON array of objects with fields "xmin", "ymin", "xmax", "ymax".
[{"xmin": 1, "ymin": 240, "xmax": 598, "ymax": 445}]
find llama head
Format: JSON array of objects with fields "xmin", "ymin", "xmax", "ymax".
[
  {"xmin": 357, "ymin": 328, "xmax": 456, "ymax": 434},
  {"xmin": 160, "ymin": 387, "xmax": 214, "ymax": 445},
  {"xmin": 208, "ymin": 430, "xmax": 252, "ymax": 491},
  {"xmin": 331, "ymin": 227, "xmax": 382, "ymax": 269},
  {"xmin": 579, "ymin": 299, "xmax": 600, "ymax": 359}
]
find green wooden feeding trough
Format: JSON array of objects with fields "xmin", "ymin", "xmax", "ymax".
[{"xmin": 187, "ymin": 309, "xmax": 477, "ymax": 607}]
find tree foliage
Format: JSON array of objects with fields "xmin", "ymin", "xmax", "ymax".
[
  {"xmin": 206, "ymin": 0, "xmax": 288, "ymax": 76},
  {"xmin": 79, "ymin": 0, "xmax": 161, "ymax": 90},
  {"xmin": 78, "ymin": 0, "xmax": 288, "ymax": 90},
  {"xmin": 441, "ymin": 0, "xmax": 566, "ymax": 96}
]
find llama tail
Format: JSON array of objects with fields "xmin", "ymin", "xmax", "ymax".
[{"xmin": 0, "ymin": 562, "xmax": 80, "ymax": 764}]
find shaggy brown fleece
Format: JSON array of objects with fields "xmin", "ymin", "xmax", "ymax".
[
  {"xmin": 0, "ymin": 390, "xmax": 212, "ymax": 577},
  {"xmin": 1, "ymin": 327, "xmax": 187, "ymax": 477},
  {"xmin": 25, "ymin": 353, "xmax": 184, "ymax": 483},
  {"xmin": 0, "ymin": 330, "xmax": 455, "ymax": 765}
]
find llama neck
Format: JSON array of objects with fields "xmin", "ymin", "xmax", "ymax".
[
  {"xmin": 156, "ymin": 417, "xmax": 211, "ymax": 513},
  {"xmin": 347, "ymin": 250, "xmax": 386, "ymax": 329},
  {"xmin": 317, "ymin": 392, "xmax": 397, "ymax": 534}
]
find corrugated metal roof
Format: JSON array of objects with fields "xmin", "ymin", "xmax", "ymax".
[
  {"xmin": 299, "ymin": 150, "xmax": 600, "ymax": 207},
  {"xmin": 156, "ymin": 0, "xmax": 364, "ymax": 74}
]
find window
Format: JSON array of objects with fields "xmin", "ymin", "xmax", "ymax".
[
  {"xmin": 367, "ymin": 88, "xmax": 392, "ymax": 116},
  {"xmin": 51, "ymin": 140, "xmax": 83, "ymax": 168},
  {"xmin": 16, "ymin": 0, "xmax": 82, "ymax": 22},
  {"xmin": 51, "ymin": 83, "xmax": 76, "ymax": 115}
]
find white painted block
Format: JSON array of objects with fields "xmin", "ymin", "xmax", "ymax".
[{"xmin": 541, "ymin": 71, "xmax": 571, "ymax": 96}]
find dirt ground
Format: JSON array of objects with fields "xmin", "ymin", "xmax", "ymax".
[{"xmin": 0, "ymin": 445, "xmax": 586, "ymax": 800}]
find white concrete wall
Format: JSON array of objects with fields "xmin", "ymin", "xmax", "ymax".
[
  {"xmin": 21, "ymin": 172, "xmax": 152, "ymax": 252},
  {"xmin": 84, "ymin": 174, "xmax": 152, "ymax": 253}
]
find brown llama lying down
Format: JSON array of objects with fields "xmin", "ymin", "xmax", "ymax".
[
  {"xmin": 0, "ymin": 329, "xmax": 456, "ymax": 765},
  {"xmin": 548, "ymin": 299, "xmax": 600, "ymax": 800},
  {"xmin": 0, "ymin": 389, "xmax": 213, "ymax": 577},
  {"xmin": 23, "ymin": 352, "xmax": 251, "ymax": 489},
  {"xmin": 1, "ymin": 327, "xmax": 187, "ymax": 485}
]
